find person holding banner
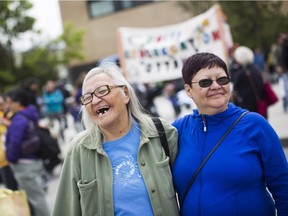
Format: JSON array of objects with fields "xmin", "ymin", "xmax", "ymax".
[
  {"xmin": 172, "ymin": 52, "xmax": 288, "ymax": 216},
  {"xmin": 52, "ymin": 63, "xmax": 179, "ymax": 216}
]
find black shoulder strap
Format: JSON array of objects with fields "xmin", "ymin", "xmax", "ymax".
[
  {"xmin": 151, "ymin": 117, "xmax": 171, "ymax": 167},
  {"xmin": 180, "ymin": 111, "xmax": 249, "ymax": 207}
]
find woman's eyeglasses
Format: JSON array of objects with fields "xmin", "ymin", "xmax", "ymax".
[
  {"xmin": 80, "ymin": 85, "xmax": 125, "ymax": 105},
  {"xmin": 191, "ymin": 76, "xmax": 230, "ymax": 88}
]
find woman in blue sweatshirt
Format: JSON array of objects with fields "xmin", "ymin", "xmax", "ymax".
[{"xmin": 172, "ymin": 52, "xmax": 288, "ymax": 216}]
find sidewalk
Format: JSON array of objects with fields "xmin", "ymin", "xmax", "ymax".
[{"xmin": 267, "ymin": 83, "xmax": 288, "ymax": 147}]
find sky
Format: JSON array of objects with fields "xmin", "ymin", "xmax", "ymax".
[{"xmin": 13, "ymin": 0, "xmax": 63, "ymax": 51}]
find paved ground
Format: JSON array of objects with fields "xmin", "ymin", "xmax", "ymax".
[
  {"xmin": 45, "ymin": 82, "xmax": 288, "ymax": 212},
  {"xmin": 267, "ymin": 83, "xmax": 288, "ymax": 146},
  {"xmin": 45, "ymin": 115, "xmax": 77, "ymax": 212}
]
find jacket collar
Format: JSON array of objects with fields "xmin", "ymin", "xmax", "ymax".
[{"xmin": 81, "ymin": 118, "xmax": 157, "ymax": 151}]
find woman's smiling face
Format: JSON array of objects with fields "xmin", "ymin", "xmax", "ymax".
[
  {"xmin": 83, "ymin": 73, "xmax": 130, "ymax": 129},
  {"xmin": 184, "ymin": 66, "xmax": 231, "ymax": 115}
]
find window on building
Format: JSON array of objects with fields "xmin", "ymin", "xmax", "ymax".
[{"xmin": 87, "ymin": 0, "xmax": 153, "ymax": 18}]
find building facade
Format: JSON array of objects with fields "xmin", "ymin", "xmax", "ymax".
[{"xmin": 58, "ymin": 1, "xmax": 193, "ymax": 80}]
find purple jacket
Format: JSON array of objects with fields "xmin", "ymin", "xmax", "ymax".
[{"xmin": 5, "ymin": 105, "xmax": 40, "ymax": 163}]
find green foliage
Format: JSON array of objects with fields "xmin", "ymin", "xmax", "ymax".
[
  {"xmin": 0, "ymin": 69, "xmax": 16, "ymax": 91},
  {"xmin": 0, "ymin": 0, "xmax": 35, "ymax": 49},
  {"xmin": 0, "ymin": 0, "xmax": 35, "ymax": 91},
  {"xmin": 0, "ymin": 0, "xmax": 85, "ymax": 91},
  {"xmin": 220, "ymin": 1, "xmax": 287, "ymax": 53},
  {"xmin": 18, "ymin": 23, "xmax": 85, "ymax": 88},
  {"xmin": 18, "ymin": 47, "xmax": 59, "ymax": 87},
  {"xmin": 57, "ymin": 23, "xmax": 85, "ymax": 64},
  {"xmin": 178, "ymin": 1, "xmax": 288, "ymax": 56}
]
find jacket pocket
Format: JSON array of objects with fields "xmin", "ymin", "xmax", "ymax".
[
  {"xmin": 155, "ymin": 157, "xmax": 179, "ymax": 216},
  {"xmin": 155, "ymin": 157, "xmax": 175, "ymax": 198},
  {"xmin": 77, "ymin": 179, "xmax": 99, "ymax": 216}
]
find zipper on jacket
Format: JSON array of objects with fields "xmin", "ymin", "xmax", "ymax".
[
  {"xmin": 199, "ymin": 136, "xmax": 207, "ymax": 216},
  {"xmin": 202, "ymin": 115, "xmax": 207, "ymax": 132},
  {"xmin": 199, "ymin": 119, "xmax": 207, "ymax": 216}
]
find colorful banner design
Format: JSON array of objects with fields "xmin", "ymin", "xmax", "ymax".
[{"xmin": 117, "ymin": 4, "xmax": 233, "ymax": 84}]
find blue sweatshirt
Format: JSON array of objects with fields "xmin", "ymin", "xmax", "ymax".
[{"xmin": 172, "ymin": 103, "xmax": 288, "ymax": 216}]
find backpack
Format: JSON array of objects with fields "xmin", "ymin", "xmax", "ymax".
[
  {"xmin": 37, "ymin": 126, "xmax": 61, "ymax": 160},
  {"xmin": 21, "ymin": 120, "xmax": 42, "ymax": 157},
  {"xmin": 37, "ymin": 126, "xmax": 62, "ymax": 173},
  {"xmin": 20, "ymin": 114, "xmax": 62, "ymax": 171}
]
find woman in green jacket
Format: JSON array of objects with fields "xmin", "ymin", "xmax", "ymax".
[{"xmin": 52, "ymin": 63, "xmax": 179, "ymax": 216}]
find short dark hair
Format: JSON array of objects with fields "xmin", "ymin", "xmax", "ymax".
[
  {"xmin": 182, "ymin": 52, "xmax": 228, "ymax": 85},
  {"xmin": 6, "ymin": 88, "xmax": 30, "ymax": 107},
  {"xmin": 21, "ymin": 77, "xmax": 39, "ymax": 89}
]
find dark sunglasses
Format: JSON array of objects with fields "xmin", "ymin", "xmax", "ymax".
[{"xmin": 191, "ymin": 76, "xmax": 230, "ymax": 88}]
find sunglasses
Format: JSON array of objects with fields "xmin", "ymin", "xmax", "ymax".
[{"xmin": 191, "ymin": 76, "xmax": 230, "ymax": 88}]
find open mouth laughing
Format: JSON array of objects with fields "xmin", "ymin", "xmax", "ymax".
[{"xmin": 96, "ymin": 106, "xmax": 110, "ymax": 116}]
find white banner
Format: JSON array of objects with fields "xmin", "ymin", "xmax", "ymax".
[{"xmin": 117, "ymin": 4, "xmax": 233, "ymax": 83}]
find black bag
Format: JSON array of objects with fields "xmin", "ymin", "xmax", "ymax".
[
  {"xmin": 37, "ymin": 126, "xmax": 61, "ymax": 160},
  {"xmin": 21, "ymin": 121, "xmax": 41, "ymax": 156},
  {"xmin": 20, "ymin": 114, "xmax": 62, "ymax": 172},
  {"xmin": 37, "ymin": 126, "xmax": 62, "ymax": 173}
]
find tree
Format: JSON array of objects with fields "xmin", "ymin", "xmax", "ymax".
[
  {"xmin": 0, "ymin": 0, "xmax": 35, "ymax": 50},
  {"xmin": 18, "ymin": 23, "xmax": 85, "ymax": 87},
  {"xmin": 178, "ymin": 1, "xmax": 288, "ymax": 57},
  {"xmin": 0, "ymin": 0, "xmax": 84, "ymax": 90},
  {"xmin": 0, "ymin": 0, "xmax": 35, "ymax": 89}
]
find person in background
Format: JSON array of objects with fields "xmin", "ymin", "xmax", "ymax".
[
  {"xmin": 267, "ymin": 35, "xmax": 282, "ymax": 83},
  {"xmin": 231, "ymin": 46, "xmax": 267, "ymax": 118},
  {"xmin": 52, "ymin": 63, "xmax": 179, "ymax": 216},
  {"xmin": 227, "ymin": 43, "xmax": 240, "ymax": 84},
  {"xmin": 0, "ymin": 94, "xmax": 18, "ymax": 190},
  {"xmin": 70, "ymin": 72, "xmax": 86, "ymax": 132},
  {"xmin": 253, "ymin": 47, "xmax": 266, "ymax": 72},
  {"xmin": 133, "ymin": 82, "xmax": 163, "ymax": 117},
  {"xmin": 5, "ymin": 89, "xmax": 50, "ymax": 216},
  {"xmin": 172, "ymin": 52, "xmax": 288, "ymax": 216},
  {"xmin": 20, "ymin": 78, "xmax": 41, "ymax": 112},
  {"xmin": 277, "ymin": 68, "xmax": 288, "ymax": 112},
  {"xmin": 163, "ymin": 82, "xmax": 181, "ymax": 117},
  {"xmin": 277, "ymin": 33, "xmax": 288, "ymax": 112},
  {"xmin": 42, "ymin": 80, "xmax": 65, "ymax": 140},
  {"xmin": 42, "ymin": 80, "xmax": 64, "ymax": 119},
  {"xmin": 56, "ymin": 80, "xmax": 71, "ymax": 129}
]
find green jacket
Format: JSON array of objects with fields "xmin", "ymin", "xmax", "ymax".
[{"xmin": 52, "ymin": 118, "xmax": 179, "ymax": 216}]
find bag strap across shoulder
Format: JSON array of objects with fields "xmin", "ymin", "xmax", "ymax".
[
  {"xmin": 180, "ymin": 111, "xmax": 249, "ymax": 207},
  {"xmin": 151, "ymin": 117, "xmax": 171, "ymax": 168}
]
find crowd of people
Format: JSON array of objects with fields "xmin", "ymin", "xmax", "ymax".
[
  {"xmin": 0, "ymin": 78, "xmax": 84, "ymax": 215},
  {"xmin": 229, "ymin": 33, "xmax": 288, "ymax": 117},
  {"xmin": 0, "ymin": 33, "xmax": 288, "ymax": 216}
]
